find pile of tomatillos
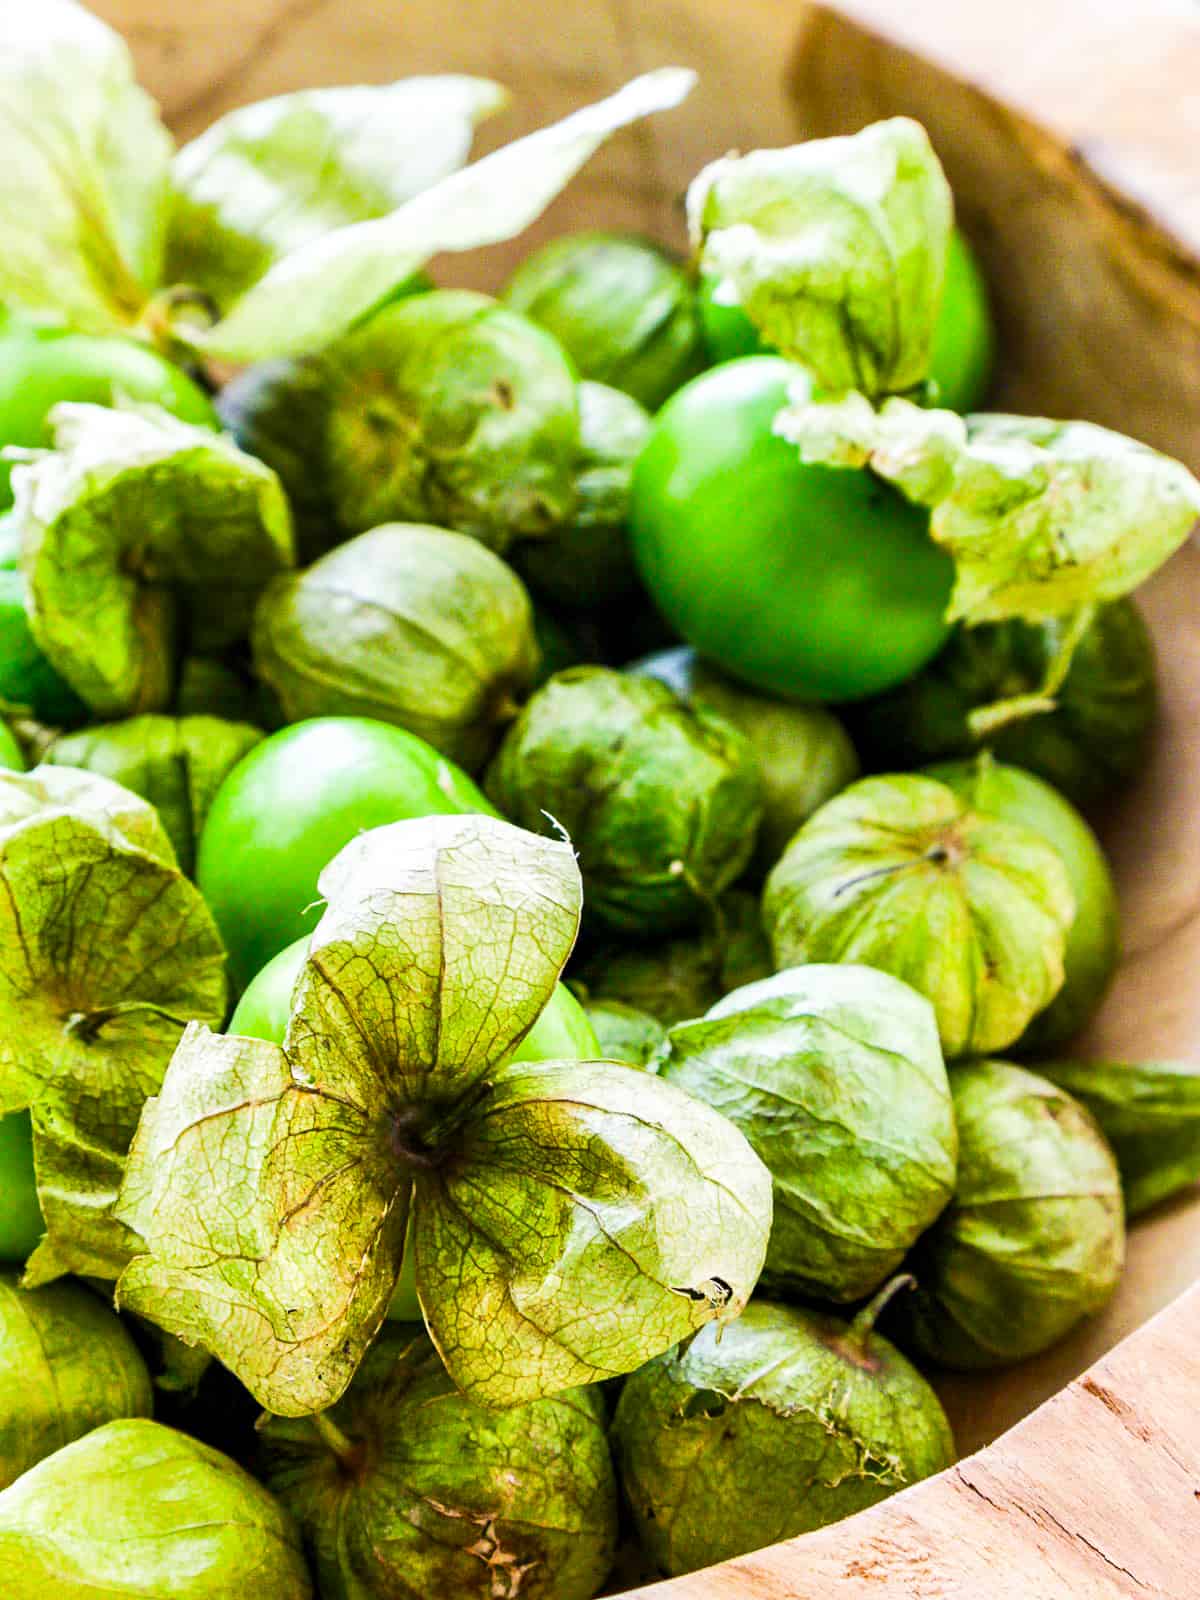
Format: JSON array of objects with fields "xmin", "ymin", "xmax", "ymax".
[{"xmin": 1, "ymin": 5, "xmax": 1199, "ymax": 1597}]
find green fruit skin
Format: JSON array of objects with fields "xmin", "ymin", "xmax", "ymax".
[
  {"xmin": 901, "ymin": 1060, "xmax": 1125, "ymax": 1369},
  {"xmin": 196, "ymin": 716, "xmax": 494, "ymax": 991},
  {"xmin": 505, "ymin": 230, "xmax": 706, "ymax": 412},
  {"xmin": 0, "ymin": 324, "xmax": 218, "ymax": 506},
  {"xmin": 632, "ymin": 645, "xmax": 860, "ymax": 872},
  {"xmin": 928, "ymin": 228, "xmax": 995, "ymax": 412},
  {"xmin": 0, "ymin": 1275, "xmax": 153, "ymax": 1488},
  {"xmin": 232, "ymin": 940, "xmax": 600, "ymax": 1327},
  {"xmin": 0, "ymin": 721, "xmax": 23, "ymax": 772},
  {"xmin": 260, "ymin": 1329, "xmax": 617, "ymax": 1600},
  {"xmin": 696, "ymin": 273, "xmax": 764, "ymax": 365},
  {"xmin": 486, "ymin": 667, "xmax": 764, "ymax": 937},
  {"xmin": 850, "ymin": 601, "xmax": 1157, "ymax": 813},
  {"xmin": 696, "ymin": 227, "xmax": 995, "ymax": 413},
  {"xmin": 0, "ymin": 569, "xmax": 89, "ymax": 726},
  {"xmin": 930, "ymin": 759, "xmax": 1119, "ymax": 1049},
  {"xmin": 226, "ymin": 937, "xmax": 308, "ymax": 1043},
  {"xmin": 0, "ymin": 1113, "xmax": 42, "ymax": 1265},
  {"xmin": 0, "ymin": 1418, "xmax": 312, "ymax": 1599},
  {"xmin": 654, "ymin": 964, "xmax": 957, "ymax": 1302},
  {"xmin": 629, "ymin": 357, "xmax": 954, "ymax": 702},
  {"xmin": 323, "ymin": 290, "xmax": 580, "ymax": 550},
  {"xmin": 612, "ymin": 1300, "xmax": 955, "ymax": 1577}
]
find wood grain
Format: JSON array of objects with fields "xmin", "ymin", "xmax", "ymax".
[{"xmin": 88, "ymin": 0, "xmax": 1200, "ymax": 1590}]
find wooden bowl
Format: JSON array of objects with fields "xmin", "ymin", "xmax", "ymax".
[{"xmin": 96, "ymin": 1, "xmax": 1200, "ymax": 1590}]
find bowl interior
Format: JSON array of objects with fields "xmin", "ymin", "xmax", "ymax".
[{"xmin": 94, "ymin": 0, "xmax": 1200, "ymax": 1459}]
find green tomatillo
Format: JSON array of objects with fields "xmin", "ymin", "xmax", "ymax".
[
  {"xmin": 687, "ymin": 118, "xmax": 953, "ymax": 398},
  {"xmin": 196, "ymin": 716, "xmax": 493, "ymax": 990},
  {"xmin": 898, "ymin": 1060, "xmax": 1124, "ymax": 1369},
  {"xmin": 231, "ymin": 935, "xmax": 600, "ymax": 1330},
  {"xmin": 0, "ymin": 766, "xmax": 226, "ymax": 1285},
  {"xmin": 318, "ymin": 290, "xmax": 580, "ymax": 550},
  {"xmin": 763, "ymin": 773, "xmax": 1076, "ymax": 1058},
  {"xmin": 653, "ymin": 965, "xmax": 956, "ymax": 1301},
  {"xmin": 0, "ymin": 568, "xmax": 88, "ymax": 726},
  {"xmin": 697, "ymin": 226, "xmax": 995, "ymax": 413},
  {"xmin": 486, "ymin": 667, "xmax": 764, "ymax": 937},
  {"xmin": 930, "ymin": 757, "xmax": 1118, "ymax": 1050},
  {"xmin": 928, "ymin": 226, "xmax": 996, "ymax": 411},
  {"xmin": 504, "ymin": 230, "xmax": 705, "ymax": 411},
  {"xmin": 260, "ymin": 1327, "xmax": 618, "ymax": 1600},
  {"xmin": 0, "ymin": 1419, "xmax": 312, "ymax": 1599},
  {"xmin": 0, "ymin": 719, "xmax": 23, "ymax": 772},
  {"xmin": 116, "ymin": 812, "xmax": 773, "ymax": 1415},
  {"xmin": 0, "ymin": 1113, "xmax": 42, "ymax": 1265},
  {"xmin": 10, "ymin": 401, "xmax": 294, "ymax": 717},
  {"xmin": 252, "ymin": 522, "xmax": 539, "ymax": 772},
  {"xmin": 612, "ymin": 1291, "xmax": 955, "ymax": 1577},
  {"xmin": 629, "ymin": 357, "xmax": 955, "ymax": 701},
  {"xmin": 0, "ymin": 1275, "xmax": 152, "ymax": 1489}
]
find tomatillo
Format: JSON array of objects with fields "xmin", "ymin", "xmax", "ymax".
[
  {"xmin": 930, "ymin": 757, "xmax": 1119, "ymax": 1050},
  {"xmin": 196, "ymin": 717, "xmax": 494, "ymax": 990},
  {"xmin": 928, "ymin": 227, "xmax": 995, "ymax": 413},
  {"xmin": 0, "ymin": 1111, "xmax": 43, "ymax": 1265},
  {"xmin": 0, "ymin": 721, "xmax": 24, "ymax": 773},
  {"xmin": 0, "ymin": 569, "xmax": 89, "ymax": 727},
  {"xmin": 630, "ymin": 357, "xmax": 954, "ymax": 701},
  {"xmin": 697, "ymin": 228, "xmax": 995, "ymax": 413},
  {"xmin": 231, "ymin": 937, "xmax": 600, "ymax": 1324},
  {"xmin": 0, "ymin": 322, "xmax": 218, "ymax": 505}
]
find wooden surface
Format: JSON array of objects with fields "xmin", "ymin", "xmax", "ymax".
[{"xmin": 89, "ymin": 0, "xmax": 1200, "ymax": 1592}]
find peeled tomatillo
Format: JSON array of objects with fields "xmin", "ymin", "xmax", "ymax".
[
  {"xmin": 0, "ymin": 322, "xmax": 217, "ymax": 506},
  {"xmin": 0, "ymin": 1113, "xmax": 43, "ymax": 1266},
  {"xmin": 629, "ymin": 357, "xmax": 954, "ymax": 702},
  {"xmin": 196, "ymin": 717, "xmax": 493, "ymax": 990}
]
